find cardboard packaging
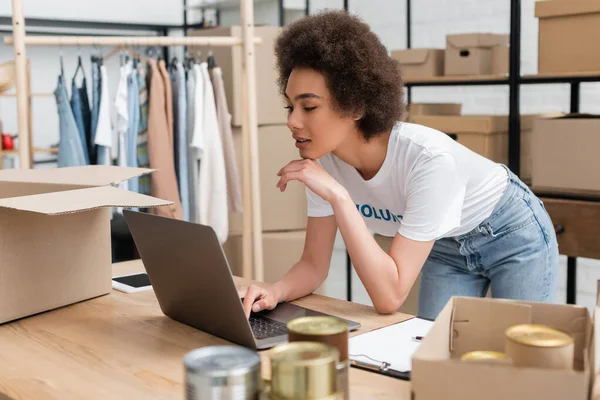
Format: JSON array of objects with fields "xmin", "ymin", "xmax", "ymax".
[
  {"xmin": 223, "ymin": 230, "xmax": 327, "ymax": 295},
  {"xmin": 390, "ymin": 49, "xmax": 444, "ymax": 79},
  {"xmin": 412, "ymin": 296, "xmax": 595, "ymax": 400},
  {"xmin": 228, "ymin": 125, "xmax": 307, "ymax": 234},
  {"xmin": 445, "ymin": 33, "xmax": 509, "ymax": 76},
  {"xmin": 531, "ymin": 114, "xmax": 600, "ymax": 193},
  {"xmin": 492, "ymin": 45, "xmax": 509, "ymax": 75},
  {"xmin": 536, "ymin": 1, "xmax": 600, "ymax": 74},
  {"xmin": 189, "ymin": 26, "xmax": 287, "ymax": 126},
  {"xmin": 407, "ymin": 103, "xmax": 462, "ymax": 122},
  {"xmin": 0, "ymin": 166, "xmax": 171, "ymax": 324},
  {"xmin": 410, "ymin": 114, "xmax": 538, "ymax": 182},
  {"xmin": 373, "ymin": 234, "xmax": 420, "ymax": 316}
]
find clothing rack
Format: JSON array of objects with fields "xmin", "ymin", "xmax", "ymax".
[{"xmin": 3, "ymin": 0, "xmax": 266, "ymax": 282}]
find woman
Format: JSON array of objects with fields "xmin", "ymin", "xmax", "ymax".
[{"xmin": 238, "ymin": 10, "xmax": 559, "ymax": 320}]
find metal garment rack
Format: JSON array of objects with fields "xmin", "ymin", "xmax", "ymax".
[
  {"xmin": 342, "ymin": 0, "xmax": 600, "ymax": 304},
  {"xmin": 3, "ymin": 0, "xmax": 266, "ymax": 283}
]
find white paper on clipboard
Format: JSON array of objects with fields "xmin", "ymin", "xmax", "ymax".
[{"xmin": 349, "ymin": 317, "xmax": 434, "ymax": 373}]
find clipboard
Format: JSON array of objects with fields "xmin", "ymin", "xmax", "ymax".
[{"xmin": 348, "ymin": 317, "xmax": 434, "ymax": 381}]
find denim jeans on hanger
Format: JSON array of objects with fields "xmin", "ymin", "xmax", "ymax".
[
  {"xmin": 78, "ymin": 76, "xmax": 92, "ymax": 162},
  {"xmin": 55, "ymin": 75, "xmax": 87, "ymax": 167},
  {"xmin": 174, "ymin": 62, "xmax": 190, "ymax": 221},
  {"xmin": 90, "ymin": 59, "xmax": 101, "ymax": 164},
  {"xmin": 127, "ymin": 69, "xmax": 140, "ymax": 196},
  {"xmin": 70, "ymin": 78, "xmax": 90, "ymax": 164}
]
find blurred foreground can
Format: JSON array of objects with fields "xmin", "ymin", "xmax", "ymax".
[
  {"xmin": 287, "ymin": 316, "xmax": 349, "ymax": 400},
  {"xmin": 460, "ymin": 351, "xmax": 511, "ymax": 365},
  {"xmin": 184, "ymin": 345, "xmax": 262, "ymax": 400},
  {"xmin": 267, "ymin": 341, "xmax": 340, "ymax": 400}
]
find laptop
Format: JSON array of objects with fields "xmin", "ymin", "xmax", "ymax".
[{"xmin": 123, "ymin": 210, "xmax": 361, "ymax": 350}]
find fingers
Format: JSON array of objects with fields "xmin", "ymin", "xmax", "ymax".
[
  {"xmin": 277, "ymin": 171, "xmax": 304, "ymax": 192},
  {"xmin": 242, "ymin": 285, "xmax": 263, "ymax": 319},
  {"xmin": 237, "ymin": 286, "xmax": 248, "ymax": 299},
  {"xmin": 252, "ymin": 298, "xmax": 276, "ymax": 313},
  {"xmin": 277, "ymin": 159, "xmax": 310, "ymax": 176}
]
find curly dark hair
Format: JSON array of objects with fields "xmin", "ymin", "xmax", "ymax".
[{"xmin": 274, "ymin": 10, "xmax": 405, "ymax": 141}]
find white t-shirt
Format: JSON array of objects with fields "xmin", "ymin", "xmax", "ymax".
[{"xmin": 307, "ymin": 121, "xmax": 508, "ymax": 241}]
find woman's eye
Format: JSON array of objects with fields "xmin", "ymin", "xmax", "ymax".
[
  {"xmin": 284, "ymin": 106, "xmax": 293, "ymax": 113},
  {"xmin": 304, "ymin": 107, "xmax": 316, "ymax": 112}
]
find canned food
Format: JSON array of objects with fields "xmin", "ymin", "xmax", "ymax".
[
  {"xmin": 268, "ymin": 341, "xmax": 340, "ymax": 400},
  {"xmin": 183, "ymin": 345, "xmax": 262, "ymax": 400},
  {"xmin": 287, "ymin": 316, "xmax": 349, "ymax": 400},
  {"xmin": 460, "ymin": 351, "xmax": 511, "ymax": 364},
  {"xmin": 505, "ymin": 324, "xmax": 574, "ymax": 370}
]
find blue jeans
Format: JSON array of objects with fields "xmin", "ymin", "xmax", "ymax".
[
  {"xmin": 417, "ymin": 166, "xmax": 559, "ymax": 320},
  {"xmin": 90, "ymin": 60, "xmax": 101, "ymax": 164},
  {"xmin": 70, "ymin": 78, "xmax": 90, "ymax": 165},
  {"xmin": 174, "ymin": 62, "xmax": 190, "ymax": 221},
  {"xmin": 127, "ymin": 70, "xmax": 140, "ymax": 194},
  {"xmin": 55, "ymin": 75, "xmax": 88, "ymax": 167}
]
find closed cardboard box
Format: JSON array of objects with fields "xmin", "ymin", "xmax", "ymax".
[
  {"xmin": 223, "ymin": 230, "xmax": 327, "ymax": 295},
  {"xmin": 411, "ymin": 114, "xmax": 538, "ymax": 182},
  {"xmin": 189, "ymin": 26, "xmax": 287, "ymax": 126},
  {"xmin": 390, "ymin": 49, "xmax": 444, "ymax": 79},
  {"xmin": 492, "ymin": 45, "xmax": 509, "ymax": 75},
  {"xmin": 228, "ymin": 125, "xmax": 307, "ymax": 234},
  {"xmin": 0, "ymin": 166, "xmax": 170, "ymax": 324},
  {"xmin": 536, "ymin": 1, "xmax": 600, "ymax": 74},
  {"xmin": 445, "ymin": 33, "xmax": 509, "ymax": 76},
  {"xmin": 412, "ymin": 296, "xmax": 594, "ymax": 400},
  {"xmin": 373, "ymin": 234, "xmax": 420, "ymax": 316},
  {"xmin": 407, "ymin": 103, "xmax": 462, "ymax": 122},
  {"xmin": 532, "ymin": 114, "xmax": 600, "ymax": 193}
]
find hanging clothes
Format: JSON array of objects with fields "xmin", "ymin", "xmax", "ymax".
[
  {"xmin": 189, "ymin": 63, "xmax": 204, "ymax": 224},
  {"xmin": 90, "ymin": 57, "xmax": 101, "ymax": 165},
  {"xmin": 158, "ymin": 61, "xmax": 174, "ymax": 149},
  {"xmin": 211, "ymin": 66, "xmax": 243, "ymax": 214},
  {"xmin": 186, "ymin": 64, "xmax": 198, "ymax": 223},
  {"xmin": 147, "ymin": 59, "xmax": 183, "ymax": 220},
  {"xmin": 198, "ymin": 62, "xmax": 228, "ymax": 243},
  {"xmin": 137, "ymin": 62, "xmax": 151, "ymax": 196},
  {"xmin": 55, "ymin": 74, "xmax": 87, "ymax": 167},
  {"xmin": 126, "ymin": 66, "xmax": 141, "ymax": 194},
  {"xmin": 172, "ymin": 61, "xmax": 190, "ymax": 221},
  {"xmin": 70, "ymin": 77, "xmax": 90, "ymax": 165},
  {"xmin": 115, "ymin": 60, "xmax": 133, "ymax": 192},
  {"xmin": 95, "ymin": 65, "xmax": 113, "ymax": 166}
]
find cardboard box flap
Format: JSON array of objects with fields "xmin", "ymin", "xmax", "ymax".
[
  {"xmin": 447, "ymin": 33, "xmax": 509, "ymax": 49},
  {"xmin": 535, "ymin": 1, "xmax": 600, "ymax": 19},
  {"xmin": 395, "ymin": 49, "xmax": 432, "ymax": 65},
  {"xmin": 0, "ymin": 165, "xmax": 155, "ymax": 187},
  {"xmin": 450, "ymin": 297, "xmax": 532, "ymax": 357},
  {"xmin": 0, "ymin": 185, "xmax": 172, "ymax": 215}
]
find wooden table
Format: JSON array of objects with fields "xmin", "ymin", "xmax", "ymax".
[{"xmin": 0, "ymin": 260, "xmax": 412, "ymax": 399}]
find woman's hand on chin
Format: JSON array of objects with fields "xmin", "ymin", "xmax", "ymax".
[{"xmin": 277, "ymin": 159, "xmax": 349, "ymax": 204}]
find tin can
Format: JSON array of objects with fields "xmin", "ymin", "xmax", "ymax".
[
  {"xmin": 505, "ymin": 324, "xmax": 574, "ymax": 370},
  {"xmin": 267, "ymin": 341, "xmax": 341, "ymax": 400},
  {"xmin": 183, "ymin": 345, "xmax": 262, "ymax": 400},
  {"xmin": 460, "ymin": 351, "xmax": 511, "ymax": 365},
  {"xmin": 287, "ymin": 316, "xmax": 349, "ymax": 400}
]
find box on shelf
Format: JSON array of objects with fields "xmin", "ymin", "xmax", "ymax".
[
  {"xmin": 410, "ymin": 114, "xmax": 549, "ymax": 183},
  {"xmin": 445, "ymin": 33, "xmax": 509, "ymax": 76},
  {"xmin": 0, "ymin": 166, "xmax": 171, "ymax": 324},
  {"xmin": 531, "ymin": 114, "xmax": 600, "ymax": 193},
  {"xmin": 223, "ymin": 230, "xmax": 326, "ymax": 295},
  {"xmin": 228, "ymin": 125, "xmax": 307, "ymax": 234},
  {"xmin": 407, "ymin": 103, "xmax": 462, "ymax": 122},
  {"xmin": 373, "ymin": 234, "xmax": 420, "ymax": 316},
  {"xmin": 536, "ymin": 1, "xmax": 600, "ymax": 74},
  {"xmin": 492, "ymin": 45, "xmax": 509, "ymax": 75},
  {"xmin": 390, "ymin": 49, "xmax": 444, "ymax": 79},
  {"xmin": 412, "ymin": 295, "xmax": 595, "ymax": 400},
  {"xmin": 189, "ymin": 26, "xmax": 287, "ymax": 126}
]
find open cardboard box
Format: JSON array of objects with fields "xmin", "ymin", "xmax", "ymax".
[
  {"xmin": 412, "ymin": 296, "xmax": 595, "ymax": 400},
  {"xmin": 0, "ymin": 165, "xmax": 172, "ymax": 324}
]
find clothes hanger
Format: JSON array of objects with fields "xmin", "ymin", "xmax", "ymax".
[
  {"xmin": 59, "ymin": 45, "xmax": 65, "ymax": 79},
  {"xmin": 207, "ymin": 49, "xmax": 217, "ymax": 69},
  {"xmin": 72, "ymin": 45, "xmax": 86, "ymax": 82}
]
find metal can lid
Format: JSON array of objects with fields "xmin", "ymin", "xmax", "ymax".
[
  {"xmin": 287, "ymin": 316, "xmax": 348, "ymax": 336},
  {"xmin": 269, "ymin": 341, "xmax": 339, "ymax": 366},
  {"xmin": 183, "ymin": 345, "xmax": 261, "ymax": 378},
  {"xmin": 505, "ymin": 324, "xmax": 574, "ymax": 348},
  {"xmin": 460, "ymin": 351, "xmax": 509, "ymax": 361}
]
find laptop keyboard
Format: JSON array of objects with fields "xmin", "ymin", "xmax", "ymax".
[{"xmin": 249, "ymin": 314, "xmax": 288, "ymax": 340}]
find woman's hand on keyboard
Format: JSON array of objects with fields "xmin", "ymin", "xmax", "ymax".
[{"xmin": 238, "ymin": 284, "xmax": 279, "ymax": 319}]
